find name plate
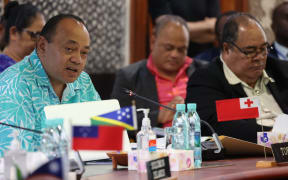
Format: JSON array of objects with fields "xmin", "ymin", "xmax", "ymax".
[
  {"xmin": 271, "ymin": 142, "xmax": 288, "ymax": 163},
  {"xmin": 146, "ymin": 156, "xmax": 171, "ymax": 180}
]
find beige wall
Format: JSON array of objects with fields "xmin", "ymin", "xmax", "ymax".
[{"xmin": 249, "ymin": 0, "xmax": 287, "ymax": 43}]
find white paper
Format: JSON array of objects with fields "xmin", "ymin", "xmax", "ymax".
[{"xmin": 272, "ymin": 114, "xmax": 288, "ymax": 133}]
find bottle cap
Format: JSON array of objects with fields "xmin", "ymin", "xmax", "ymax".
[
  {"xmin": 137, "ymin": 108, "xmax": 150, "ymax": 126},
  {"xmin": 176, "ymin": 104, "xmax": 185, "ymax": 111},
  {"xmin": 45, "ymin": 118, "xmax": 63, "ymax": 128},
  {"xmin": 187, "ymin": 103, "xmax": 196, "ymax": 110}
]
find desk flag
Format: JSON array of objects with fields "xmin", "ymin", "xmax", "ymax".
[
  {"xmin": 90, "ymin": 106, "xmax": 137, "ymax": 130},
  {"xmin": 72, "ymin": 125, "xmax": 124, "ymax": 151},
  {"xmin": 216, "ymin": 97, "xmax": 260, "ymax": 122},
  {"xmin": 26, "ymin": 157, "xmax": 63, "ymax": 179}
]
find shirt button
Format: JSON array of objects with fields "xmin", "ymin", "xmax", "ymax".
[{"xmin": 255, "ymin": 90, "xmax": 260, "ymax": 95}]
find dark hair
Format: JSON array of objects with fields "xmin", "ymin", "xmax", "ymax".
[
  {"xmin": 214, "ymin": 11, "xmax": 238, "ymax": 42},
  {"xmin": 221, "ymin": 13, "xmax": 263, "ymax": 49},
  {"xmin": 3, "ymin": 1, "xmax": 41, "ymax": 45},
  {"xmin": 40, "ymin": 14, "xmax": 85, "ymax": 43},
  {"xmin": 153, "ymin": 15, "xmax": 189, "ymax": 38},
  {"xmin": 272, "ymin": 2, "xmax": 288, "ymax": 22}
]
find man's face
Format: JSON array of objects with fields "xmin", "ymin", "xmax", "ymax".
[
  {"xmin": 272, "ymin": 4, "xmax": 288, "ymax": 43},
  {"xmin": 223, "ymin": 22, "xmax": 267, "ymax": 86},
  {"xmin": 150, "ymin": 22, "xmax": 189, "ymax": 75},
  {"xmin": 39, "ymin": 18, "xmax": 90, "ymax": 85}
]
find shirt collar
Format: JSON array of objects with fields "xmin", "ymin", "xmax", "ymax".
[
  {"xmin": 147, "ymin": 54, "xmax": 193, "ymax": 80},
  {"xmin": 28, "ymin": 49, "xmax": 81, "ymax": 92},
  {"xmin": 274, "ymin": 41, "xmax": 288, "ymax": 60},
  {"xmin": 220, "ymin": 54, "xmax": 273, "ymax": 87}
]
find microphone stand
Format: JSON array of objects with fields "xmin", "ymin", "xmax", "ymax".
[{"xmin": 123, "ymin": 88, "xmax": 223, "ymax": 154}]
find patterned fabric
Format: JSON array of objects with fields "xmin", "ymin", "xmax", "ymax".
[
  {"xmin": 19, "ymin": 0, "xmax": 128, "ymax": 74},
  {"xmin": 0, "ymin": 50, "xmax": 101, "ymax": 156},
  {"xmin": 147, "ymin": 55, "xmax": 192, "ymax": 127},
  {"xmin": 0, "ymin": 54, "xmax": 16, "ymax": 73}
]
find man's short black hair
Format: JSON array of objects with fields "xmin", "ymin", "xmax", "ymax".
[
  {"xmin": 153, "ymin": 15, "xmax": 189, "ymax": 38},
  {"xmin": 221, "ymin": 12, "xmax": 263, "ymax": 50},
  {"xmin": 40, "ymin": 14, "xmax": 85, "ymax": 43}
]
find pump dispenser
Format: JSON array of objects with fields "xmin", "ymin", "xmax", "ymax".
[{"xmin": 136, "ymin": 109, "xmax": 156, "ymax": 152}]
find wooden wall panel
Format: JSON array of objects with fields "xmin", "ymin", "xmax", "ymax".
[
  {"xmin": 220, "ymin": 0, "xmax": 249, "ymax": 13},
  {"xmin": 130, "ymin": 0, "xmax": 149, "ymax": 64}
]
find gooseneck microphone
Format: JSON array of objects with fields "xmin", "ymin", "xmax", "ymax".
[
  {"xmin": 0, "ymin": 122, "xmax": 42, "ymax": 134},
  {"xmin": 123, "ymin": 88, "xmax": 223, "ymax": 154}
]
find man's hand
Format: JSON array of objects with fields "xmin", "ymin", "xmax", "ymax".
[{"xmin": 158, "ymin": 96, "xmax": 184, "ymax": 124}]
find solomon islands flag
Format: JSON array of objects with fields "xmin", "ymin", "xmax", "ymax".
[{"xmin": 90, "ymin": 106, "xmax": 137, "ymax": 130}]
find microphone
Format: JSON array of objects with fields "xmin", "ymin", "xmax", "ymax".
[
  {"xmin": 123, "ymin": 88, "xmax": 223, "ymax": 154},
  {"xmin": 0, "ymin": 122, "xmax": 42, "ymax": 134}
]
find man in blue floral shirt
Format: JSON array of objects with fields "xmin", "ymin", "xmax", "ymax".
[{"xmin": 0, "ymin": 14, "xmax": 101, "ymax": 156}]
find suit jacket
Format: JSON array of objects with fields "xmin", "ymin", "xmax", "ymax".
[
  {"xmin": 186, "ymin": 57, "xmax": 288, "ymax": 143},
  {"xmin": 111, "ymin": 59, "xmax": 208, "ymax": 128},
  {"xmin": 268, "ymin": 43, "xmax": 279, "ymax": 60}
]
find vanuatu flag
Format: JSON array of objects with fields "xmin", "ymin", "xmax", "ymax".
[
  {"xmin": 90, "ymin": 106, "xmax": 137, "ymax": 130},
  {"xmin": 72, "ymin": 125, "xmax": 124, "ymax": 151}
]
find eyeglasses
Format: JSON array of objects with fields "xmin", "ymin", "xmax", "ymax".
[
  {"xmin": 23, "ymin": 30, "xmax": 41, "ymax": 41},
  {"xmin": 229, "ymin": 41, "xmax": 272, "ymax": 58}
]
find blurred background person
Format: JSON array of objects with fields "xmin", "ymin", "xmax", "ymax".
[
  {"xmin": 149, "ymin": 0, "xmax": 220, "ymax": 58},
  {"xmin": 194, "ymin": 11, "xmax": 238, "ymax": 62},
  {"xmin": 269, "ymin": 1, "xmax": 288, "ymax": 61},
  {"xmin": 0, "ymin": 1, "xmax": 45, "ymax": 73}
]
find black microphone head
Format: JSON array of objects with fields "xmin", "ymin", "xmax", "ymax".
[{"xmin": 122, "ymin": 88, "xmax": 134, "ymax": 97}]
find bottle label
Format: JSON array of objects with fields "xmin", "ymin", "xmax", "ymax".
[
  {"xmin": 149, "ymin": 139, "xmax": 156, "ymax": 152},
  {"xmin": 195, "ymin": 132, "xmax": 201, "ymax": 147}
]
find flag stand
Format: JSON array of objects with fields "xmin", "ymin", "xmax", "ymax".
[{"xmin": 256, "ymin": 120, "xmax": 277, "ymax": 168}]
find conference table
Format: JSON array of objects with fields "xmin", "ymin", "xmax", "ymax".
[{"xmin": 82, "ymin": 156, "xmax": 288, "ymax": 180}]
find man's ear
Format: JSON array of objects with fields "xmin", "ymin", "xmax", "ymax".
[
  {"xmin": 36, "ymin": 36, "xmax": 48, "ymax": 57},
  {"xmin": 150, "ymin": 34, "xmax": 156, "ymax": 51},
  {"xmin": 222, "ymin": 42, "xmax": 230, "ymax": 54},
  {"xmin": 9, "ymin": 26, "xmax": 18, "ymax": 41}
]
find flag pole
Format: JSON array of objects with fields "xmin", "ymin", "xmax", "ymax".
[{"xmin": 256, "ymin": 110, "xmax": 276, "ymax": 168}]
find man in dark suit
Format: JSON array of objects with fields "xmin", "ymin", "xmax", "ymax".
[
  {"xmin": 112, "ymin": 15, "xmax": 207, "ymax": 129},
  {"xmin": 186, "ymin": 13, "xmax": 288, "ymax": 143},
  {"xmin": 269, "ymin": 2, "xmax": 288, "ymax": 61}
]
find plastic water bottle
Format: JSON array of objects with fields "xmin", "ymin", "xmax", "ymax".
[
  {"xmin": 40, "ymin": 118, "xmax": 69, "ymax": 179},
  {"xmin": 4, "ymin": 131, "xmax": 27, "ymax": 179},
  {"xmin": 188, "ymin": 103, "xmax": 202, "ymax": 168},
  {"xmin": 187, "ymin": 103, "xmax": 195, "ymax": 150},
  {"xmin": 171, "ymin": 104, "xmax": 190, "ymax": 150},
  {"xmin": 136, "ymin": 109, "xmax": 156, "ymax": 152}
]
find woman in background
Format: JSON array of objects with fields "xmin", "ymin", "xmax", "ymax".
[{"xmin": 0, "ymin": 1, "xmax": 45, "ymax": 73}]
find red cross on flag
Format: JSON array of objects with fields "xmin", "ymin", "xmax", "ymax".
[{"xmin": 216, "ymin": 97, "xmax": 260, "ymax": 122}]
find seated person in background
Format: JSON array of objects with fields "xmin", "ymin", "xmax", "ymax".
[
  {"xmin": 112, "ymin": 15, "xmax": 207, "ymax": 129},
  {"xmin": 0, "ymin": 14, "xmax": 101, "ymax": 156},
  {"xmin": 269, "ymin": 2, "xmax": 288, "ymax": 61},
  {"xmin": 194, "ymin": 11, "xmax": 238, "ymax": 62},
  {"xmin": 186, "ymin": 13, "xmax": 288, "ymax": 143},
  {"xmin": 0, "ymin": 1, "xmax": 45, "ymax": 73},
  {"xmin": 149, "ymin": 0, "xmax": 220, "ymax": 57}
]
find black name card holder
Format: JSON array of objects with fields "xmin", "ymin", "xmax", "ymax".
[
  {"xmin": 271, "ymin": 142, "xmax": 288, "ymax": 163},
  {"xmin": 146, "ymin": 156, "xmax": 171, "ymax": 180}
]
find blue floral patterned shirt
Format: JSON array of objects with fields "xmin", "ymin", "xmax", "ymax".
[
  {"xmin": 0, "ymin": 54, "xmax": 16, "ymax": 73},
  {"xmin": 0, "ymin": 50, "xmax": 101, "ymax": 156}
]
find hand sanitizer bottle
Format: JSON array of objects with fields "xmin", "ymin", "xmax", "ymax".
[{"xmin": 136, "ymin": 109, "xmax": 156, "ymax": 152}]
